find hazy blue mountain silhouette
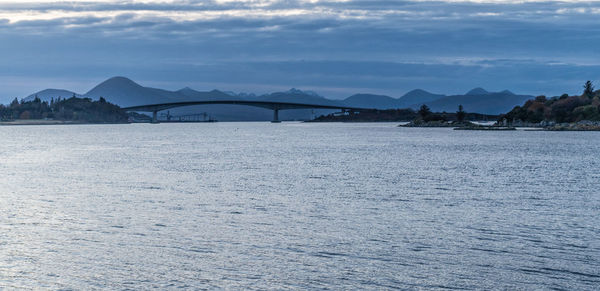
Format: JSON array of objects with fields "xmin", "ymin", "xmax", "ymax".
[
  {"xmin": 171, "ymin": 87, "xmax": 276, "ymax": 121},
  {"xmin": 24, "ymin": 89, "xmax": 81, "ymax": 102},
  {"xmin": 170, "ymin": 87, "xmax": 337, "ymax": 120},
  {"xmin": 257, "ymin": 88, "xmax": 341, "ymax": 105},
  {"xmin": 418, "ymin": 89, "xmax": 532, "ymax": 115},
  {"xmin": 340, "ymin": 88, "xmax": 531, "ymax": 114},
  {"xmin": 341, "ymin": 90, "xmax": 445, "ymax": 109},
  {"xmin": 23, "ymin": 77, "xmax": 533, "ymax": 119},
  {"xmin": 176, "ymin": 87, "xmax": 234, "ymax": 101},
  {"xmin": 84, "ymin": 76, "xmax": 185, "ymax": 107},
  {"xmin": 398, "ymin": 89, "xmax": 445, "ymax": 107},
  {"xmin": 343, "ymin": 94, "xmax": 399, "ymax": 109},
  {"xmin": 81, "ymin": 78, "xmax": 340, "ymax": 120},
  {"xmin": 465, "ymin": 87, "xmax": 490, "ymax": 95},
  {"xmin": 252, "ymin": 89, "xmax": 339, "ymax": 120}
]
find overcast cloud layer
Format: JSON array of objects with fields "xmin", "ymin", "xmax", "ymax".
[{"xmin": 1, "ymin": 0, "xmax": 600, "ymax": 101}]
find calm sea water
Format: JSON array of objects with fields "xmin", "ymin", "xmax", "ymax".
[{"xmin": 0, "ymin": 122, "xmax": 599, "ymax": 289}]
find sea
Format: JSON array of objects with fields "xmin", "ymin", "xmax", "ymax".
[{"xmin": 1, "ymin": 122, "xmax": 598, "ymax": 289}]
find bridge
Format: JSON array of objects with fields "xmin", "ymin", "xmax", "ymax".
[{"xmin": 123, "ymin": 100, "xmax": 373, "ymax": 123}]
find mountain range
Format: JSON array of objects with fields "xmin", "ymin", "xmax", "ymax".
[{"xmin": 23, "ymin": 76, "xmax": 533, "ymax": 121}]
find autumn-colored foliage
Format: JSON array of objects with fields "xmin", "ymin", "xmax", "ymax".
[{"xmin": 500, "ymin": 94, "xmax": 600, "ymax": 123}]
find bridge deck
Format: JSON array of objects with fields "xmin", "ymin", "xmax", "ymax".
[
  {"xmin": 123, "ymin": 100, "xmax": 371, "ymax": 112},
  {"xmin": 122, "ymin": 100, "xmax": 374, "ymax": 123}
]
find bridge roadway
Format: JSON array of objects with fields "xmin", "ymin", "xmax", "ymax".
[{"xmin": 123, "ymin": 100, "xmax": 373, "ymax": 123}]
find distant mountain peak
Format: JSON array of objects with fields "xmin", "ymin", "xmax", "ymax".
[
  {"xmin": 83, "ymin": 76, "xmax": 184, "ymax": 106},
  {"xmin": 401, "ymin": 89, "xmax": 443, "ymax": 99},
  {"xmin": 24, "ymin": 88, "xmax": 81, "ymax": 102},
  {"xmin": 106, "ymin": 76, "xmax": 136, "ymax": 83},
  {"xmin": 500, "ymin": 89, "xmax": 515, "ymax": 95},
  {"xmin": 285, "ymin": 88, "xmax": 321, "ymax": 97},
  {"xmin": 92, "ymin": 76, "xmax": 143, "ymax": 90},
  {"xmin": 227, "ymin": 91, "xmax": 256, "ymax": 98},
  {"xmin": 178, "ymin": 86, "xmax": 195, "ymax": 92},
  {"xmin": 466, "ymin": 87, "xmax": 490, "ymax": 95},
  {"xmin": 405, "ymin": 89, "xmax": 431, "ymax": 95},
  {"xmin": 37, "ymin": 88, "xmax": 76, "ymax": 95},
  {"xmin": 398, "ymin": 89, "xmax": 445, "ymax": 107}
]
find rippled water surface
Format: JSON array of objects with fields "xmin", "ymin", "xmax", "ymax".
[{"xmin": 1, "ymin": 123, "xmax": 599, "ymax": 289}]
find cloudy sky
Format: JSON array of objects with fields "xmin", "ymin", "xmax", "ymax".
[{"xmin": 1, "ymin": 0, "xmax": 600, "ymax": 101}]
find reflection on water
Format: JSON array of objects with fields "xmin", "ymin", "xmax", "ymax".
[{"xmin": 0, "ymin": 123, "xmax": 599, "ymax": 289}]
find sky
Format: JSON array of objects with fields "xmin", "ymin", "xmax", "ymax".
[{"xmin": 1, "ymin": 0, "xmax": 600, "ymax": 102}]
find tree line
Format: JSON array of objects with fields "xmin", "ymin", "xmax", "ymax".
[
  {"xmin": 499, "ymin": 81, "xmax": 600, "ymax": 124},
  {"xmin": 0, "ymin": 95, "xmax": 128, "ymax": 123}
]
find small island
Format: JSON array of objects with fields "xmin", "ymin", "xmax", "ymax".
[
  {"xmin": 0, "ymin": 96, "xmax": 129, "ymax": 125},
  {"xmin": 399, "ymin": 104, "xmax": 510, "ymax": 129},
  {"xmin": 309, "ymin": 108, "xmax": 417, "ymax": 122},
  {"xmin": 309, "ymin": 105, "xmax": 498, "ymax": 125}
]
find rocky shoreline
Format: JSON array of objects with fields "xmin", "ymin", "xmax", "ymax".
[
  {"xmin": 400, "ymin": 120, "xmax": 476, "ymax": 128},
  {"xmin": 0, "ymin": 120, "xmax": 80, "ymax": 126},
  {"xmin": 0, "ymin": 119, "xmax": 129, "ymax": 126},
  {"xmin": 400, "ymin": 120, "xmax": 514, "ymax": 130},
  {"xmin": 400, "ymin": 119, "xmax": 600, "ymax": 131},
  {"xmin": 514, "ymin": 120, "xmax": 600, "ymax": 131},
  {"xmin": 544, "ymin": 122, "xmax": 600, "ymax": 131},
  {"xmin": 454, "ymin": 126, "xmax": 516, "ymax": 130}
]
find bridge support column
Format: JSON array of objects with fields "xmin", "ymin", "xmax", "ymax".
[
  {"xmin": 271, "ymin": 109, "xmax": 281, "ymax": 123},
  {"xmin": 152, "ymin": 110, "xmax": 158, "ymax": 124}
]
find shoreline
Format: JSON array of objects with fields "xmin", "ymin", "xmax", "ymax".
[
  {"xmin": 0, "ymin": 120, "xmax": 129, "ymax": 126},
  {"xmin": 3, "ymin": 119, "xmax": 600, "ymax": 131}
]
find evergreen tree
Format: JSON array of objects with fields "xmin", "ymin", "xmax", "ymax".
[
  {"xmin": 584, "ymin": 80, "xmax": 594, "ymax": 98},
  {"xmin": 418, "ymin": 104, "xmax": 431, "ymax": 119},
  {"xmin": 10, "ymin": 98, "xmax": 19, "ymax": 108},
  {"xmin": 456, "ymin": 104, "xmax": 466, "ymax": 122}
]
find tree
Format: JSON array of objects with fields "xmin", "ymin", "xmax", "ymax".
[
  {"xmin": 10, "ymin": 98, "xmax": 19, "ymax": 108},
  {"xmin": 418, "ymin": 104, "xmax": 431, "ymax": 119},
  {"xmin": 19, "ymin": 110, "xmax": 31, "ymax": 120},
  {"xmin": 535, "ymin": 95, "xmax": 547, "ymax": 103},
  {"xmin": 456, "ymin": 104, "xmax": 466, "ymax": 122},
  {"xmin": 584, "ymin": 80, "xmax": 594, "ymax": 98}
]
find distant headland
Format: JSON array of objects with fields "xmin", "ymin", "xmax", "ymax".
[{"xmin": 0, "ymin": 96, "xmax": 127, "ymax": 125}]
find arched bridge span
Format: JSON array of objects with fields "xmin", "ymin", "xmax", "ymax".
[{"xmin": 123, "ymin": 100, "xmax": 373, "ymax": 123}]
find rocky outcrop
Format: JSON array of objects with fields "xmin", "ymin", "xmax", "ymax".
[
  {"xmin": 544, "ymin": 121, "xmax": 600, "ymax": 131},
  {"xmin": 400, "ymin": 120, "xmax": 476, "ymax": 128}
]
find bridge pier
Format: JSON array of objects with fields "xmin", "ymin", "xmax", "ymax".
[
  {"xmin": 152, "ymin": 110, "xmax": 158, "ymax": 123},
  {"xmin": 271, "ymin": 109, "xmax": 281, "ymax": 123}
]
